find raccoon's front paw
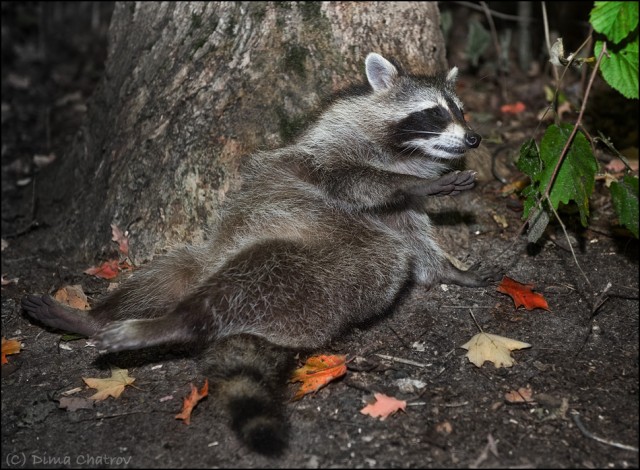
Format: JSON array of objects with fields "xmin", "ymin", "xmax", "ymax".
[{"xmin": 408, "ymin": 170, "xmax": 477, "ymax": 197}]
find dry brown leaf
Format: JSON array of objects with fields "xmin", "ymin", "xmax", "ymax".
[
  {"xmin": 83, "ymin": 366, "xmax": 135, "ymax": 400},
  {"xmin": 54, "ymin": 285, "xmax": 90, "ymax": 310},
  {"xmin": 504, "ymin": 386, "xmax": 534, "ymax": 403},
  {"xmin": 175, "ymin": 380, "xmax": 209, "ymax": 425},
  {"xmin": 461, "ymin": 332, "xmax": 531, "ymax": 368},
  {"xmin": 1, "ymin": 274, "xmax": 19, "ymax": 286},
  {"xmin": 360, "ymin": 393, "xmax": 406, "ymax": 420}
]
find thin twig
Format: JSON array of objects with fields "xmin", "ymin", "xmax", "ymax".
[
  {"xmin": 479, "ymin": 1, "xmax": 507, "ymax": 102},
  {"xmin": 547, "ymin": 197, "xmax": 591, "ymax": 290},
  {"xmin": 541, "ymin": 42, "xmax": 608, "ymax": 204},
  {"xmin": 453, "ymin": 1, "xmax": 535, "ymax": 22},
  {"xmin": 374, "ymin": 354, "xmax": 431, "ymax": 369},
  {"xmin": 514, "ymin": 40, "xmax": 609, "ymax": 241},
  {"xmin": 571, "ymin": 410, "xmax": 639, "ymax": 453}
]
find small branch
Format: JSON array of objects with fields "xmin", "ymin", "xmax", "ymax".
[
  {"xmin": 540, "ymin": 42, "xmax": 608, "ymax": 204},
  {"xmin": 374, "ymin": 354, "xmax": 431, "ymax": 369},
  {"xmin": 547, "ymin": 197, "xmax": 591, "ymax": 290},
  {"xmin": 571, "ymin": 410, "xmax": 639, "ymax": 453}
]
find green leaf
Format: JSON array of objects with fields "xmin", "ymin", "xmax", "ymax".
[
  {"xmin": 610, "ymin": 175, "xmax": 639, "ymax": 237},
  {"xmin": 595, "ymin": 32, "xmax": 640, "ymax": 99},
  {"xmin": 516, "ymin": 139, "xmax": 541, "ymax": 177},
  {"xmin": 590, "ymin": 1, "xmax": 639, "ymax": 44},
  {"xmin": 537, "ymin": 124, "xmax": 597, "ymax": 227},
  {"xmin": 516, "ymin": 140, "xmax": 543, "ymax": 220}
]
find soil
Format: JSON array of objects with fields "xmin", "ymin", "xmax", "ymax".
[{"xmin": 2, "ymin": 3, "xmax": 638, "ymax": 469}]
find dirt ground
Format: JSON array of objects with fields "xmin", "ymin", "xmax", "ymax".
[{"xmin": 2, "ymin": 3, "xmax": 638, "ymax": 469}]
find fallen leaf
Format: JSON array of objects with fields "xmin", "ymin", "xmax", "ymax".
[
  {"xmin": 58, "ymin": 396, "xmax": 94, "ymax": 411},
  {"xmin": 1, "ymin": 274, "xmax": 19, "ymax": 286},
  {"xmin": 111, "ymin": 223, "xmax": 129, "ymax": 256},
  {"xmin": 497, "ymin": 276, "xmax": 550, "ymax": 311},
  {"xmin": 290, "ymin": 354, "xmax": 347, "ymax": 400},
  {"xmin": 435, "ymin": 420, "xmax": 453, "ymax": 435},
  {"xmin": 83, "ymin": 366, "xmax": 135, "ymax": 400},
  {"xmin": 461, "ymin": 332, "xmax": 531, "ymax": 368},
  {"xmin": 1, "ymin": 337, "xmax": 21, "ymax": 365},
  {"xmin": 500, "ymin": 101, "xmax": 526, "ymax": 114},
  {"xmin": 360, "ymin": 393, "xmax": 407, "ymax": 420},
  {"xmin": 54, "ymin": 285, "xmax": 90, "ymax": 310},
  {"xmin": 84, "ymin": 259, "xmax": 120, "ymax": 279},
  {"xmin": 175, "ymin": 379, "xmax": 209, "ymax": 425},
  {"xmin": 504, "ymin": 386, "xmax": 534, "ymax": 403},
  {"xmin": 84, "ymin": 259, "xmax": 133, "ymax": 280}
]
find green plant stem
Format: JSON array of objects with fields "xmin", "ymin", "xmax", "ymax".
[
  {"xmin": 513, "ymin": 40, "xmax": 609, "ymax": 242},
  {"xmin": 540, "ymin": 41, "xmax": 608, "ymax": 204}
]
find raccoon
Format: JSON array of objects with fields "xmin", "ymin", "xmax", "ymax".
[{"xmin": 22, "ymin": 53, "xmax": 498, "ymax": 454}]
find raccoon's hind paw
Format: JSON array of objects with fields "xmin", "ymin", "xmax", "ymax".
[
  {"xmin": 467, "ymin": 262, "xmax": 503, "ymax": 286},
  {"xmin": 441, "ymin": 260, "xmax": 503, "ymax": 288},
  {"xmin": 21, "ymin": 294, "xmax": 97, "ymax": 336}
]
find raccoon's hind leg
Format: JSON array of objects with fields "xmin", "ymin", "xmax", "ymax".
[
  {"xmin": 22, "ymin": 295, "xmax": 101, "ymax": 336},
  {"xmin": 22, "ymin": 245, "xmax": 207, "ymax": 338},
  {"xmin": 204, "ymin": 334, "xmax": 297, "ymax": 455},
  {"xmin": 92, "ymin": 234, "xmax": 408, "ymax": 353}
]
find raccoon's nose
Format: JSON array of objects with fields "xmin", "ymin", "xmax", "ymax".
[{"xmin": 465, "ymin": 132, "xmax": 481, "ymax": 149}]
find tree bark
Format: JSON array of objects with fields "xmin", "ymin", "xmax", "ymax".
[{"xmin": 37, "ymin": 1, "xmax": 447, "ymax": 263}]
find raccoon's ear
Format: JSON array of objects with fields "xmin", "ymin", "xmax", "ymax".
[
  {"xmin": 365, "ymin": 53, "xmax": 399, "ymax": 92},
  {"xmin": 446, "ymin": 66, "xmax": 459, "ymax": 85}
]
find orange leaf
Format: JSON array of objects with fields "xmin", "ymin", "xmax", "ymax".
[
  {"xmin": 500, "ymin": 101, "xmax": 526, "ymax": 114},
  {"xmin": 83, "ymin": 367, "xmax": 135, "ymax": 400},
  {"xmin": 290, "ymin": 354, "xmax": 347, "ymax": 400},
  {"xmin": 84, "ymin": 259, "xmax": 133, "ymax": 280},
  {"xmin": 2, "ymin": 337, "xmax": 21, "ymax": 365},
  {"xmin": 496, "ymin": 276, "xmax": 549, "ymax": 311},
  {"xmin": 175, "ymin": 379, "xmax": 209, "ymax": 425},
  {"xmin": 53, "ymin": 285, "xmax": 90, "ymax": 310},
  {"xmin": 360, "ymin": 393, "xmax": 407, "ymax": 420},
  {"xmin": 111, "ymin": 223, "xmax": 129, "ymax": 256},
  {"xmin": 84, "ymin": 259, "xmax": 120, "ymax": 279}
]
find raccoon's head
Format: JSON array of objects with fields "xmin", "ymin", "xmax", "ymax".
[{"xmin": 365, "ymin": 53, "xmax": 481, "ymax": 161}]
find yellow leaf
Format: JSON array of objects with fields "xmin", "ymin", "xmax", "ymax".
[
  {"xmin": 461, "ymin": 333, "xmax": 531, "ymax": 368},
  {"xmin": 360, "ymin": 393, "xmax": 407, "ymax": 420},
  {"xmin": 83, "ymin": 366, "xmax": 135, "ymax": 400}
]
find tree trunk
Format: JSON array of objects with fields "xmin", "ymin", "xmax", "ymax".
[{"xmin": 36, "ymin": 1, "xmax": 447, "ymax": 263}]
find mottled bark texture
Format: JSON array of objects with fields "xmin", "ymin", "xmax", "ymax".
[{"xmin": 38, "ymin": 1, "xmax": 447, "ymax": 262}]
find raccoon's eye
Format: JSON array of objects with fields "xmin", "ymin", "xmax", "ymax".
[{"xmin": 421, "ymin": 107, "xmax": 448, "ymax": 119}]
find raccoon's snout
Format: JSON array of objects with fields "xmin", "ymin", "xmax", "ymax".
[{"xmin": 465, "ymin": 131, "xmax": 481, "ymax": 149}]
